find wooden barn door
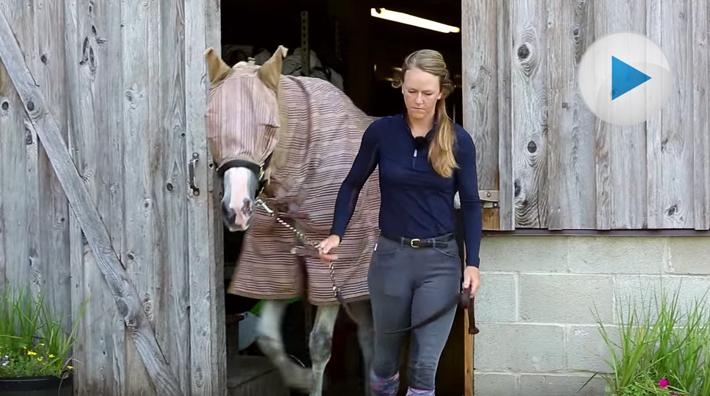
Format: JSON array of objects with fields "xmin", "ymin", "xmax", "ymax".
[{"xmin": 0, "ymin": 1, "xmax": 224, "ymax": 395}]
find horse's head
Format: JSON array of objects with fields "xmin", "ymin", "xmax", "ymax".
[{"xmin": 204, "ymin": 46, "xmax": 288, "ymax": 231}]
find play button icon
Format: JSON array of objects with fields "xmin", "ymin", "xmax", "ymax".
[
  {"xmin": 578, "ymin": 32, "xmax": 673, "ymax": 126},
  {"xmin": 611, "ymin": 56, "xmax": 651, "ymax": 100}
]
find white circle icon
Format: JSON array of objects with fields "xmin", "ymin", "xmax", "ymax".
[{"xmin": 578, "ymin": 32, "xmax": 673, "ymax": 126}]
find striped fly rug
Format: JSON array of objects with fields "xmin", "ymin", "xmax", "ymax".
[{"xmin": 206, "ymin": 62, "xmax": 381, "ymax": 305}]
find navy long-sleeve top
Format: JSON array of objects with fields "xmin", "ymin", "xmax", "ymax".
[{"xmin": 330, "ymin": 114, "xmax": 483, "ymax": 267}]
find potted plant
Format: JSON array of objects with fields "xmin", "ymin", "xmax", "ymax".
[{"xmin": 0, "ymin": 288, "xmax": 81, "ymax": 396}]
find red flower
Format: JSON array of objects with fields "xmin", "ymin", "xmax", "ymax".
[{"xmin": 658, "ymin": 377, "xmax": 669, "ymax": 388}]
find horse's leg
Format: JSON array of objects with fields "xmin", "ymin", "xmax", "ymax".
[
  {"xmin": 349, "ymin": 300, "xmax": 375, "ymax": 396},
  {"xmin": 257, "ymin": 299, "xmax": 313, "ymax": 392},
  {"xmin": 308, "ymin": 304, "xmax": 339, "ymax": 396}
]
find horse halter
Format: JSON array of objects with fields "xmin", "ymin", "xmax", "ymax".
[{"xmin": 216, "ymin": 155, "xmax": 272, "ymax": 198}]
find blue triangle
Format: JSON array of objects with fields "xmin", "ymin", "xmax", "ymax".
[{"xmin": 611, "ymin": 56, "xmax": 651, "ymax": 100}]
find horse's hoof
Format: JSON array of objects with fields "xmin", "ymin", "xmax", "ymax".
[{"xmin": 283, "ymin": 366, "xmax": 314, "ymax": 393}]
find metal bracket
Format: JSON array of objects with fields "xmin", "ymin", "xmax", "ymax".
[{"xmin": 480, "ymin": 190, "xmax": 499, "ymax": 209}]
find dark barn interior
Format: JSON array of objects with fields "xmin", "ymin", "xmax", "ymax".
[
  {"xmin": 219, "ymin": 1, "xmax": 465, "ymax": 394},
  {"xmin": 220, "ymin": 0, "xmax": 463, "ymax": 120}
]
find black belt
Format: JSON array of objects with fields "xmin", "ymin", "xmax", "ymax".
[{"xmin": 381, "ymin": 232, "xmax": 454, "ymax": 248}]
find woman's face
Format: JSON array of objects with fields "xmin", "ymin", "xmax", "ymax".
[{"xmin": 402, "ymin": 67, "xmax": 442, "ymax": 122}]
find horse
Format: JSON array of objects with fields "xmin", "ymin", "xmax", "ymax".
[{"xmin": 204, "ymin": 45, "xmax": 379, "ymax": 396}]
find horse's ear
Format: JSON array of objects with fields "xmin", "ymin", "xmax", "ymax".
[
  {"xmin": 257, "ymin": 45, "xmax": 288, "ymax": 92},
  {"xmin": 204, "ymin": 47, "xmax": 231, "ymax": 85}
]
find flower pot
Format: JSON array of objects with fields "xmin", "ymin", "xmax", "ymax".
[{"xmin": 0, "ymin": 375, "xmax": 72, "ymax": 396}]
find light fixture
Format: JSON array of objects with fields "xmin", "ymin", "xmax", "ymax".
[{"xmin": 370, "ymin": 8, "xmax": 460, "ymax": 34}]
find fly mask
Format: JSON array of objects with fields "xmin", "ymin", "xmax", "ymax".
[{"xmin": 204, "ymin": 46, "xmax": 288, "ymax": 230}]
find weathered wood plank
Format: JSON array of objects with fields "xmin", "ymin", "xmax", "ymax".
[
  {"xmin": 32, "ymin": 0, "xmax": 72, "ymax": 332},
  {"xmin": 205, "ymin": 0, "xmax": 227, "ymax": 389},
  {"xmin": 0, "ymin": 0, "xmax": 34, "ymax": 298},
  {"xmin": 0, "ymin": 9, "xmax": 183, "ymax": 396},
  {"xmin": 75, "ymin": 247, "xmax": 126, "ymax": 393},
  {"xmin": 155, "ymin": 0, "xmax": 191, "ymax": 392},
  {"xmin": 1, "ymin": 0, "xmax": 41, "ymax": 302},
  {"xmin": 0, "ymin": 59, "xmax": 22, "ymax": 289},
  {"xmin": 496, "ymin": 0, "xmax": 513, "ymax": 231},
  {"xmin": 0, "ymin": 0, "xmax": 70, "ymax": 329},
  {"xmin": 65, "ymin": 0, "xmax": 127, "ymax": 393},
  {"xmin": 24, "ymin": 118, "xmax": 41, "ymax": 300},
  {"xmin": 185, "ymin": 0, "xmax": 227, "ymax": 394},
  {"xmin": 463, "ymin": 0, "xmax": 500, "ymax": 231},
  {"xmin": 692, "ymin": 0, "xmax": 709, "ymax": 230},
  {"xmin": 646, "ymin": 0, "xmax": 694, "ymax": 228},
  {"xmin": 121, "ymin": 0, "xmax": 161, "ymax": 392},
  {"xmin": 511, "ymin": 0, "xmax": 548, "ymax": 228},
  {"xmin": 545, "ymin": 0, "xmax": 596, "ymax": 230},
  {"xmin": 593, "ymin": 0, "xmax": 647, "ymax": 230}
]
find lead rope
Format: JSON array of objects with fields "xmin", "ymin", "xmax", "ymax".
[
  {"xmin": 254, "ymin": 198, "xmax": 356, "ymax": 322},
  {"xmin": 254, "ymin": 197, "xmax": 476, "ymax": 334}
]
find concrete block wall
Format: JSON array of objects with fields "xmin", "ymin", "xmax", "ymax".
[{"xmin": 473, "ymin": 235, "xmax": 710, "ymax": 396}]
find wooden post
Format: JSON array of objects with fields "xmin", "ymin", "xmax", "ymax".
[
  {"xmin": 462, "ymin": 250, "xmax": 474, "ymax": 396},
  {"xmin": 0, "ymin": 9, "xmax": 183, "ymax": 396},
  {"xmin": 464, "ymin": 310, "xmax": 474, "ymax": 396}
]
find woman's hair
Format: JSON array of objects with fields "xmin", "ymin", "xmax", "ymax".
[{"xmin": 392, "ymin": 49, "xmax": 457, "ymax": 178}]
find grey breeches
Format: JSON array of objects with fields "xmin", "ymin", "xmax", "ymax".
[{"xmin": 368, "ymin": 234, "xmax": 461, "ymax": 391}]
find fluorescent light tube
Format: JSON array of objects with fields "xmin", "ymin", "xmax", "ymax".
[{"xmin": 370, "ymin": 7, "xmax": 460, "ymax": 34}]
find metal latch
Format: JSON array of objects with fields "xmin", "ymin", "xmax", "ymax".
[{"xmin": 480, "ymin": 190, "xmax": 499, "ymax": 209}]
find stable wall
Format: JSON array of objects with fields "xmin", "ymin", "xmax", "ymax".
[{"xmin": 474, "ymin": 234, "xmax": 710, "ymax": 395}]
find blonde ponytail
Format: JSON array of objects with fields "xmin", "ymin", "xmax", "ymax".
[{"xmin": 429, "ymin": 99, "xmax": 457, "ymax": 177}]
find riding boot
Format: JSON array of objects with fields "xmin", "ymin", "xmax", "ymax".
[
  {"xmin": 370, "ymin": 370, "xmax": 399, "ymax": 396},
  {"xmin": 405, "ymin": 387, "xmax": 434, "ymax": 396}
]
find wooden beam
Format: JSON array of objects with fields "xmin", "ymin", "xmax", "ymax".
[
  {"xmin": 463, "ymin": 0, "xmax": 513, "ymax": 231},
  {"xmin": 0, "ymin": 9, "xmax": 183, "ymax": 396},
  {"xmin": 511, "ymin": 0, "xmax": 550, "ymax": 229},
  {"xmin": 184, "ymin": 0, "xmax": 227, "ymax": 394}
]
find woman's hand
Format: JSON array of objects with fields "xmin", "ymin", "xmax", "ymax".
[
  {"xmin": 316, "ymin": 235, "xmax": 341, "ymax": 263},
  {"xmin": 462, "ymin": 266, "xmax": 480, "ymax": 296}
]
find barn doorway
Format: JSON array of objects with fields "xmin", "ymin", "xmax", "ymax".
[{"xmin": 219, "ymin": 1, "xmax": 464, "ymax": 394}]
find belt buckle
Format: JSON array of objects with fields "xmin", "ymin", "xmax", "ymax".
[{"xmin": 409, "ymin": 238, "xmax": 421, "ymax": 248}]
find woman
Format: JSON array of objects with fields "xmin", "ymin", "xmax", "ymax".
[{"xmin": 316, "ymin": 49, "xmax": 482, "ymax": 396}]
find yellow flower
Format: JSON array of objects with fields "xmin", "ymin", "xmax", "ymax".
[
  {"xmin": 37, "ymin": 357, "xmax": 43, "ymax": 362},
  {"xmin": 27, "ymin": 350, "xmax": 37, "ymax": 356},
  {"xmin": 67, "ymin": 365, "xmax": 73, "ymax": 370},
  {"xmin": 49, "ymin": 354, "xmax": 55, "ymax": 358}
]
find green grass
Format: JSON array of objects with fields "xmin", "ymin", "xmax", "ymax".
[{"xmin": 590, "ymin": 286, "xmax": 710, "ymax": 395}]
